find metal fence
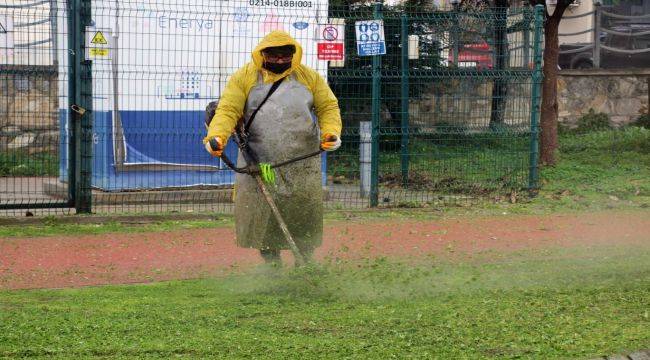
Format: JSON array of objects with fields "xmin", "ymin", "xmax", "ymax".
[
  {"xmin": 1, "ymin": 0, "xmax": 66, "ymax": 214},
  {"xmin": 559, "ymin": 4, "xmax": 650, "ymax": 70},
  {"xmin": 0, "ymin": 1, "xmax": 544, "ymax": 216}
]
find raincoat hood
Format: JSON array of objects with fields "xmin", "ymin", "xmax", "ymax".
[{"xmin": 252, "ymin": 31, "xmax": 303, "ymax": 83}]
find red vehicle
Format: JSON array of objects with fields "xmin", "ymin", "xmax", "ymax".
[{"xmin": 447, "ymin": 38, "xmax": 493, "ymax": 70}]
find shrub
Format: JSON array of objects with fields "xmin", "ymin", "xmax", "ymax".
[
  {"xmin": 635, "ymin": 114, "xmax": 650, "ymax": 129},
  {"xmin": 573, "ymin": 109, "xmax": 611, "ymax": 134}
]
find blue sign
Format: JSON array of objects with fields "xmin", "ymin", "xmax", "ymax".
[
  {"xmin": 358, "ymin": 42, "xmax": 386, "ymax": 56},
  {"xmin": 355, "ymin": 20, "xmax": 386, "ymax": 56},
  {"xmin": 293, "ymin": 21, "xmax": 309, "ymax": 30}
]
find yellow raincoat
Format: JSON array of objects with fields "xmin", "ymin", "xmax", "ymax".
[
  {"xmin": 204, "ymin": 31, "xmax": 342, "ymax": 144},
  {"xmin": 205, "ymin": 31, "xmax": 342, "ymax": 253}
]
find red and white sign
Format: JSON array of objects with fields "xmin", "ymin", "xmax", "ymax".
[
  {"xmin": 316, "ymin": 23, "xmax": 345, "ymax": 61},
  {"xmin": 322, "ymin": 26, "xmax": 339, "ymax": 41},
  {"xmin": 317, "ymin": 42, "xmax": 344, "ymax": 60}
]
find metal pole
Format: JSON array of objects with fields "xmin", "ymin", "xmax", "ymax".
[
  {"xmin": 370, "ymin": 2, "xmax": 382, "ymax": 207},
  {"xmin": 528, "ymin": 5, "xmax": 544, "ymax": 191},
  {"xmin": 79, "ymin": 0, "xmax": 93, "ymax": 214},
  {"xmin": 73, "ymin": 0, "xmax": 93, "ymax": 213},
  {"xmin": 66, "ymin": 0, "xmax": 80, "ymax": 205},
  {"xmin": 112, "ymin": 0, "xmax": 125, "ymax": 169},
  {"xmin": 254, "ymin": 175, "xmax": 306, "ymax": 266},
  {"xmin": 400, "ymin": 14, "xmax": 409, "ymax": 187},
  {"xmin": 593, "ymin": 3, "xmax": 601, "ymax": 69},
  {"xmin": 359, "ymin": 121, "xmax": 371, "ymax": 197}
]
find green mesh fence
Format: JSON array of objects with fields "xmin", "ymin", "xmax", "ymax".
[
  {"xmin": 325, "ymin": 4, "xmax": 543, "ymax": 209},
  {"xmin": 0, "ymin": 0, "xmax": 543, "ymax": 216},
  {"xmin": 1, "ymin": 1, "xmax": 72, "ymax": 216}
]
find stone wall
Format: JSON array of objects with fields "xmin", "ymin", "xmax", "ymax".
[
  {"xmin": 558, "ymin": 69, "xmax": 650, "ymax": 128},
  {"xmin": 409, "ymin": 78, "xmax": 533, "ymax": 132},
  {"xmin": 403, "ymin": 70, "xmax": 649, "ymax": 132},
  {"xmin": 0, "ymin": 66, "xmax": 59, "ymax": 154}
]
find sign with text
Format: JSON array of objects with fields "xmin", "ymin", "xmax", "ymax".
[
  {"xmin": 316, "ymin": 23, "xmax": 344, "ymax": 61},
  {"xmin": 85, "ymin": 27, "xmax": 112, "ymax": 60},
  {"xmin": 317, "ymin": 42, "xmax": 344, "ymax": 60},
  {"xmin": 355, "ymin": 20, "xmax": 385, "ymax": 56}
]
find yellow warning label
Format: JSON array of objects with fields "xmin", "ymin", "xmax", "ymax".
[
  {"xmin": 90, "ymin": 48, "xmax": 109, "ymax": 57},
  {"xmin": 90, "ymin": 31, "xmax": 108, "ymax": 45}
]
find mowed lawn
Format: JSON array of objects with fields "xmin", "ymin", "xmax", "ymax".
[
  {"xmin": 1, "ymin": 243, "xmax": 649, "ymax": 359},
  {"xmin": 2, "ymin": 127, "xmax": 650, "ymax": 358}
]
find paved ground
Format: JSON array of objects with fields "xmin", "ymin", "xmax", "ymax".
[{"xmin": 0, "ymin": 177, "xmax": 62, "ymax": 202}]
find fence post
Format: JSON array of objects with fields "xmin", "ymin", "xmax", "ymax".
[
  {"xmin": 528, "ymin": 5, "xmax": 544, "ymax": 191},
  {"xmin": 360, "ymin": 121, "xmax": 372, "ymax": 198},
  {"xmin": 66, "ymin": 0, "xmax": 79, "ymax": 206},
  {"xmin": 593, "ymin": 3, "xmax": 601, "ymax": 69},
  {"xmin": 68, "ymin": 0, "xmax": 93, "ymax": 213},
  {"xmin": 78, "ymin": 0, "xmax": 93, "ymax": 214},
  {"xmin": 400, "ymin": 14, "xmax": 410, "ymax": 188},
  {"xmin": 370, "ymin": 1, "xmax": 382, "ymax": 207}
]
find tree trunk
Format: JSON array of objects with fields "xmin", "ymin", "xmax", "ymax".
[{"xmin": 539, "ymin": 7, "xmax": 566, "ymax": 166}]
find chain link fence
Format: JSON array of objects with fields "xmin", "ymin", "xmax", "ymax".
[{"xmin": 0, "ymin": 0, "xmax": 543, "ymax": 217}]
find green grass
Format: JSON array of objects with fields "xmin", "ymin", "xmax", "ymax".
[
  {"xmin": 0, "ymin": 217, "xmax": 232, "ymax": 238},
  {"xmin": 546, "ymin": 127, "xmax": 650, "ymax": 194},
  {"xmin": 330, "ymin": 133, "xmax": 529, "ymax": 194},
  {"xmin": 449, "ymin": 127, "xmax": 650, "ymax": 215},
  {"xmin": 330, "ymin": 127, "xmax": 650, "ymax": 213},
  {"xmin": 533, "ymin": 127, "xmax": 650, "ymax": 211},
  {"xmin": 1, "ymin": 245, "xmax": 649, "ymax": 358},
  {"xmin": 0, "ymin": 150, "xmax": 58, "ymax": 177},
  {"xmin": 1, "ymin": 130, "xmax": 649, "ymax": 358}
]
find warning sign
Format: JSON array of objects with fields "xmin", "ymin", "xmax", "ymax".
[
  {"xmin": 90, "ymin": 48, "xmax": 109, "ymax": 57},
  {"xmin": 90, "ymin": 31, "xmax": 108, "ymax": 45},
  {"xmin": 85, "ymin": 27, "xmax": 112, "ymax": 60},
  {"xmin": 322, "ymin": 26, "xmax": 338, "ymax": 41},
  {"xmin": 316, "ymin": 23, "xmax": 345, "ymax": 61},
  {"xmin": 355, "ymin": 20, "xmax": 386, "ymax": 56},
  {"xmin": 317, "ymin": 43, "xmax": 344, "ymax": 61}
]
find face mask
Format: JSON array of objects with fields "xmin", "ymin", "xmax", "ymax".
[{"xmin": 263, "ymin": 61, "xmax": 291, "ymax": 74}]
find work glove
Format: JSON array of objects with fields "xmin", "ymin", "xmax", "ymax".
[
  {"xmin": 204, "ymin": 135, "xmax": 226, "ymax": 157},
  {"xmin": 320, "ymin": 133, "xmax": 341, "ymax": 152}
]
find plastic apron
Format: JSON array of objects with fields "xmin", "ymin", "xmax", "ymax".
[{"xmin": 234, "ymin": 73, "xmax": 323, "ymax": 253}]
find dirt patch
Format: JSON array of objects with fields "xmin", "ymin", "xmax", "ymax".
[{"xmin": 1, "ymin": 210, "xmax": 649, "ymax": 290}]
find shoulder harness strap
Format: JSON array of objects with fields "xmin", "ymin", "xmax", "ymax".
[{"xmin": 243, "ymin": 76, "xmax": 286, "ymax": 135}]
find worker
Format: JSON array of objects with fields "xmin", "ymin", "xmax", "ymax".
[{"xmin": 204, "ymin": 31, "xmax": 342, "ymax": 265}]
